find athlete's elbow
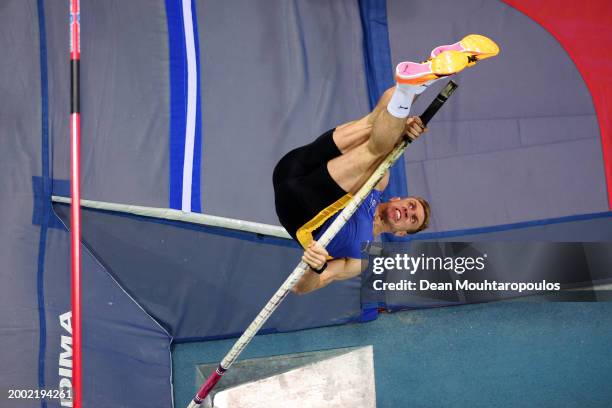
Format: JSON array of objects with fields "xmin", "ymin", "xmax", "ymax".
[
  {"xmin": 290, "ymin": 277, "xmax": 311, "ymax": 295},
  {"xmin": 290, "ymin": 284, "xmax": 312, "ymax": 295},
  {"xmin": 291, "ymin": 275, "xmax": 326, "ymax": 295}
]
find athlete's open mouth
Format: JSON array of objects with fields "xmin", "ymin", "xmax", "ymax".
[{"xmin": 395, "ymin": 209, "xmax": 401, "ymax": 221}]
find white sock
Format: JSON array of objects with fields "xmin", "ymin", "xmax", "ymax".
[
  {"xmin": 386, "ymin": 85, "xmax": 422, "ymax": 118},
  {"xmin": 386, "ymin": 79, "xmax": 440, "ymax": 118}
]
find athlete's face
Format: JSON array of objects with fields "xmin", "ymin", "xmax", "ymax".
[{"xmin": 382, "ymin": 197, "xmax": 426, "ymax": 236}]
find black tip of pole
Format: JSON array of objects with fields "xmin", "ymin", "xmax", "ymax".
[{"xmin": 419, "ymin": 80, "xmax": 459, "ymax": 126}]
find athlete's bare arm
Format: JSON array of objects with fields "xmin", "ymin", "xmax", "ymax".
[
  {"xmin": 291, "ymin": 242, "xmax": 363, "ymax": 295},
  {"xmin": 291, "ymin": 172, "xmax": 388, "ymax": 295}
]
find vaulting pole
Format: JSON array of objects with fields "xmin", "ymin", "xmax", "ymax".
[
  {"xmin": 69, "ymin": 1, "xmax": 82, "ymax": 407},
  {"xmin": 187, "ymin": 81, "xmax": 458, "ymax": 408}
]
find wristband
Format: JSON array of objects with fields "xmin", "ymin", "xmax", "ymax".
[{"xmin": 312, "ymin": 262, "xmax": 328, "ymax": 274}]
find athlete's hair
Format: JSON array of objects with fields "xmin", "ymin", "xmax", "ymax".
[{"xmin": 412, "ymin": 196, "xmax": 431, "ymax": 233}]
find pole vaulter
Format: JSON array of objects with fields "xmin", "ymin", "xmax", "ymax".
[
  {"xmin": 69, "ymin": 0, "xmax": 83, "ymax": 407},
  {"xmin": 187, "ymin": 81, "xmax": 459, "ymax": 408}
]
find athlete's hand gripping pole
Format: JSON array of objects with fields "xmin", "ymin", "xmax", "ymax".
[{"xmin": 187, "ymin": 80, "xmax": 458, "ymax": 408}]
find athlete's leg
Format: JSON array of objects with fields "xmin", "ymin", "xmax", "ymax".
[
  {"xmin": 328, "ymin": 80, "xmax": 423, "ymax": 155},
  {"xmin": 327, "ymin": 113, "xmax": 424, "ymax": 194},
  {"xmin": 275, "ymin": 89, "xmax": 398, "ymax": 179},
  {"xmin": 328, "ymin": 78, "xmax": 428, "ymax": 194},
  {"xmin": 327, "ymin": 50, "xmax": 473, "ymax": 193},
  {"xmin": 331, "ymin": 86, "xmax": 396, "ymax": 154}
]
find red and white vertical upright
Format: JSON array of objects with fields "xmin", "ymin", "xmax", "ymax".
[{"xmin": 69, "ymin": 0, "xmax": 82, "ymax": 407}]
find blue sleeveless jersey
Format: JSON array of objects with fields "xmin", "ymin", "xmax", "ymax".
[{"xmin": 315, "ymin": 189, "xmax": 382, "ymax": 259}]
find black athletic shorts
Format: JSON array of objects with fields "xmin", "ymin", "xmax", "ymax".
[{"xmin": 273, "ymin": 128, "xmax": 348, "ymax": 241}]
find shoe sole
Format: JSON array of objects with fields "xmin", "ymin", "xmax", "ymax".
[
  {"xmin": 395, "ymin": 50, "xmax": 469, "ymax": 85},
  {"xmin": 431, "ymin": 34, "xmax": 500, "ymax": 66}
]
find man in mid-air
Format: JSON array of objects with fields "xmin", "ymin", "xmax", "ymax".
[{"xmin": 272, "ymin": 35, "xmax": 499, "ymax": 294}]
